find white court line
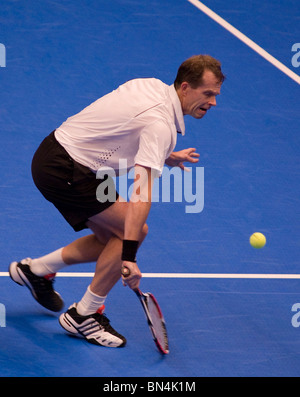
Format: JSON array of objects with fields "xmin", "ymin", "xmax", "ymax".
[
  {"xmin": 144, "ymin": 273, "xmax": 300, "ymax": 279},
  {"xmin": 187, "ymin": 0, "xmax": 300, "ymax": 85},
  {"xmin": 1, "ymin": 272, "xmax": 300, "ymax": 279}
]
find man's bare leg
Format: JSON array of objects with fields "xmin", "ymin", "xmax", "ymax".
[
  {"xmin": 85, "ymin": 199, "xmax": 148, "ymax": 296},
  {"xmin": 89, "ymin": 235, "xmax": 123, "ymax": 296},
  {"xmin": 58, "ymin": 200, "xmax": 147, "ymax": 347},
  {"xmin": 62, "ymin": 234, "xmax": 107, "ymax": 265}
]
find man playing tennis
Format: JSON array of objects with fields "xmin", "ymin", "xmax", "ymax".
[{"xmin": 10, "ymin": 55, "xmax": 225, "ymax": 347}]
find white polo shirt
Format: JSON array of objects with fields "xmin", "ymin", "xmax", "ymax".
[{"xmin": 55, "ymin": 78, "xmax": 185, "ymax": 177}]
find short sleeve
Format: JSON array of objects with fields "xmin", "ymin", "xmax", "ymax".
[{"xmin": 134, "ymin": 120, "xmax": 174, "ymax": 177}]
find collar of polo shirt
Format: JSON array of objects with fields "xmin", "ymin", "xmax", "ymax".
[{"xmin": 168, "ymin": 85, "xmax": 185, "ymax": 136}]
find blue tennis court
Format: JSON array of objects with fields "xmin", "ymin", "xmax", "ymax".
[{"xmin": 0, "ymin": 0, "xmax": 299, "ymax": 380}]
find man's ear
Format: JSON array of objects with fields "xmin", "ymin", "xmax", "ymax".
[{"xmin": 180, "ymin": 82, "xmax": 190, "ymax": 96}]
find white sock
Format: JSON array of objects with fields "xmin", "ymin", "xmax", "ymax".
[
  {"xmin": 77, "ymin": 285, "xmax": 107, "ymax": 316},
  {"xmin": 30, "ymin": 248, "xmax": 66, "ymax": 276}
]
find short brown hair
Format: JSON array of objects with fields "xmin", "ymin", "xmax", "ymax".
[{"xmin": 174, "ymin": 55, "xmax": 225, "ymax": 89}]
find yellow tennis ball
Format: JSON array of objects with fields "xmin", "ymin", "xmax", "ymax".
[{"xmin": 250, "ymin": 232, "xmax": 266, "ymax": 249}]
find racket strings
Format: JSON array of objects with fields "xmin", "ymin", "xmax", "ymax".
[{"xmin": 146, "ymin": 294, "xmax": 169, "ymax": 352}]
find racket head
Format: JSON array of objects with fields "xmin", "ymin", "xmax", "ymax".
[
  {"xmin": 141, "ymin": 291, "xmax": 169, "ymax": 355},
  {"xmin": 121, "ymin": 266, "xmax": 169, "ymax": 354}
]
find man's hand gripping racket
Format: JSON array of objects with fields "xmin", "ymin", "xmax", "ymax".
[{"xmin": 121, "ymin": 265, "xmax": 169, "ymax": 355}]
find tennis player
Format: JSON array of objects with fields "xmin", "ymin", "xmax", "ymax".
[{"xmin": 9, "ymin": 55, "xmax": 225, "ymax": 347}]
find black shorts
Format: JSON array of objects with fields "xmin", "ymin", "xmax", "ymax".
[{"xmin": 31, "ymin": 131, "xmax": 119, "ymax": 232}]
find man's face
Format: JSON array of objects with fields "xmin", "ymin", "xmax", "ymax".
[{"xmin": 179, "ymin": 70, "xmax": 222, "ymax": 119}]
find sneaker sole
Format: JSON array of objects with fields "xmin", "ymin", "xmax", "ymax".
[
  {"xmin": 59, "ymin": 312, "xmax": 79, "ymax": 335},
  {"xmin": 9, "ymin": 261, "xmax": 40, "ymax": 301},
  {"xmin": 9, "ymin": 261, "xmax": 26, "ymax": 286}
]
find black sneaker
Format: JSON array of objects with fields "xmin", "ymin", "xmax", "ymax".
[
  {"xmin": 59, "ymin": 303, "xmax": 126, "ymax": 347},
  {"xmin": 9, "ymin": 258, "xmax": 64, "ymax": 312}
]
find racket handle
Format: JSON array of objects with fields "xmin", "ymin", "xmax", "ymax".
[
  {"xmin": 121, "ymin": 266, "xmax": 140, "ymax": 294},
  {"xmin": 121, "ymin": 266, "xmax": 130, "ymax": 277}
]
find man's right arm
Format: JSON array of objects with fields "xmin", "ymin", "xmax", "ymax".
[{"xmin": 121, "ymin": 165, "xmax": 153, "ymax": 290}]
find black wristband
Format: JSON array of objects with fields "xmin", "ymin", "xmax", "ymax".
[{"xmin": 122, "ymin": 240, "xmax": 139, "ymax": 262}]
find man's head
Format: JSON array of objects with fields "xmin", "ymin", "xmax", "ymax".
[{"xmin": 174, "ymin": 55, "xmax": 225, "ymax": 119}]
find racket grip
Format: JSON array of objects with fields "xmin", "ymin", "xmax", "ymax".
[
  {"xmin": 121, "ymin": 266, "xmax": 130, "ymax": 277},
  {"xmin": 121, "ymin": 266, "xmax": 140, "ymax": 293}
]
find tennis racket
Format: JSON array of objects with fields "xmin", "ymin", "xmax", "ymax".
[{"xmin": 121, "ymin": 266, "xmax": 169, "ymax": 355}]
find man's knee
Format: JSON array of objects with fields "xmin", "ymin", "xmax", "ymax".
[
  {"xmin": 140, "ymin": 223, "xmax": 148, "ymax": 242},
  {"xmin": 86, "ymin": 220, "xmax": 113, "ymax": 244},
  {"xmin": 87, "ymin": 217, "xmax": 148, "ymax": 243}
]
